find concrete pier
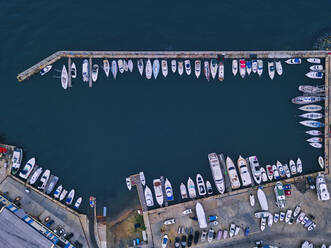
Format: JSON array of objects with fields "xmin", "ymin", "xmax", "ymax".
[{"xmin": 130, "ymin": 174, "xmax": 148, "ymax": 212}]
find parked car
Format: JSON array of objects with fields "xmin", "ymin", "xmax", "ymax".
[
  {"xmin": 181, "ymin": 235, "xmax": 187, "ymax": 247},
  {"xmin": 188, "ymin": 234, "xmax": 193, "ymax": 247},
  {"xmin": 273, "ymin": 213, "xmax": 279, "ymax": 223},
  {"xmin": 244, "ymin": 227, "xmax": 250, "ymax": 236},
  {"xmin": 307, "ymin": 222, "xmax": 316, "ymax": 231},
  {"xmin": 279, "ymin": 211, "xmax": 285, "ymax": 222},
  {"xmin": 174, "ymin": 237, "xmax": 180, "ymax": 248},
  {"xmin": 297, "ymin": 212, "xmax": 306, "ymax": 224},
  {"xmin": 208, "ymin": 215, "xmax": 218, "ymax": 221},
  {"xmin": 193, "ymin": 231, "xmax": 199, "ymax": 244},
  {"xmin": 201, "ymin": 230, "xmax": 207, "ymax": 242}
]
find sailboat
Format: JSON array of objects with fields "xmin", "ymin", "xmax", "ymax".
[
  {"xmin": 232, "ymin": 60, "xmax": 238, "ymax": 76},
  {"xmin": 165, "ymin": 178, "xmax": 174, "ymax": 201},
  {"xmin": 195, "ymin": 60, "xmax": 201, "ymax": 78},
  {"xmin": 144, "ymin": 185, "xmax": 154, "ymax": 207},
  {"xmin": 178, "ymin": 61, "xmax": 184, "ymax": 75},
  {"xmin": 299, "ymin": 112, "xmax": 323, "ymax": 120},
  {"xmin": 137, "ymin": 59, "xmax": 144, "ymax": 76},
  {"xmin": 299, "ymin": 104, "xmax": 322, "ymax": 112},
  {"xmin": 307, "ymin": 58, "xmax": 321, "ymax": 64},
  {"xmin": 196, "ymin": 174, "xmax": 206, "ymax": 196},
  {"xmin": 275, "ymin": 61, "xmax": 283, "ymax": 75},
  {"xmin": 103, "ymin": 59, "xmax": 110, "ymax": 77},
  {"xmin": 145, "ymin": 59, "xmax": 152, "ymax": 79},
  {"xmin": 204, "ymin": 61, "xmax": 210, "ymax": 81},
  {"xmin": 210, "ymin": 59, "xmax": 218, "ymax": 79},
  {"xmin": 306, "ymin": 130, "xmax": 322, "ymax": 136},
  {"xmin": 61, "ymin": 65, "xmax": 68, "ymax": 89},
  {"xmin": 153, "ymin": 59, "xmax": 160, "ymax": 79},
  {"xmin": 239, "ymin": 59, "xmax": 246, "ymax": 78},
  {"xmin": 111, "ymin": 60, "xmax": 118, "ymax": 79},
  {"xmin": 128, "ymin": 60, "xmax": 133, "ymax": 72}
]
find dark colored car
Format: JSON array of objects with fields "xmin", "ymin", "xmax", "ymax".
[
  {"xmin": 193, "ymin": 231, "xmax": 199, "ymax": 244},
  {"xmin": 244, "ymin": 227, "xmax": 250, "ymax": 236},
  {"xmin": 64, "ymin": 232, "xmax": 74, "ymax": 240},
  {"xmin": 181, "ymin": 235, "xmax": 187, "ymax": 248},
  {"xmin": 187, "ymin": 234, "xmax": 193, "ymax": 247},
  {"xmin": 174, "ymin": 237, "xmax": 180, "ymax": 248},
  {"xmin": 45, "ymin": 219, "xmax": 54, "ymax": 228}
]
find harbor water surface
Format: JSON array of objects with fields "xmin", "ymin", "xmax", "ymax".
[{"xmin": 1, "ymin": 1, "xmax": 330, "ymax": 216}]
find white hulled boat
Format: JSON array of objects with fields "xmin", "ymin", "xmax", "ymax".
[
  {"xmin": 218, "ymin": 62, "xmax": 224, "ymax": 81},
  {"xmin": 178, "ymin": 61, "xmax": 184, "ymax": 76},
  {"xmin": 144, "ymin": 185, "xmax": 154, "ymax": 207},
  {"xmin": 153, "ymin": 179, "xmax": 163, "ymax": 206},
  {"xmin": 232, "ymin": 60, "xmax": 238, "ymax": 76},
  {"xmin": 239, "ymin": 59, "xmax": 246, "ymax": 78},
  {"xmin": 206, "ymin": 181, "xmax": 213, "ymax": 194},
  {"xmin": 237, "ymin": 155, "xmax": 252, "ymax": 186},
  {"xmin": 54, "ymin": 185, "xmax": 63, "ymax": 198},
  {"xmin": 145, "ymin": 59, "xmax": 152, "ymax": 79},
  {"xmin": 297, "ymin": 158, "xmax": 303, "ymax": 174},
  {"xmin": 298, "ymin": 86, "xmax": 324, "ymax": 94},
  {"xmin": 180, "ymin": 183, "xmax": 188, "ymax": 199},
  {"xmin": 11, "ymin": 148, "xmax": 23, "ymax": 175},
  {"xmin": 82, "ymin": 59, "xmax": 89, "ymax": 82},
  {"xmin": 277, "ymin": 161, "xmax": 285, "ymax": 178},
  {"xmin": 257, "ymin": 187, "xmax": 268, "ymax": 211},
  {"xmin": 305, "ymin": 71, "xmax": 323, "ymax": 79},
  {"xmin": 171, "ymin": 60, "xmax": 176, "ymax": 73},
  {"xmin": 307, "ymin": 137, "xmax": 323, "ymax": 143},
  {"xmin": 139, "ymin": 172, "xmax": 145, "ymax": 186},
  {"xmin": 165, "ymin": 178, "xmax": 174, "ymax": 201},
  {"xmin": 195, "ymin": 60, "xmax": 201, "ymax": 78},
  {"xmin": 153, "ymin": 59, "xmax": 160, "ymax": 79},
  {"xmin": 208, "ymin": 153, "xmax": 225, "ymax": 194},
  {"xmin": 161, "ymin": 60, "xmax": 168, "ymax": 77},
  {"xmin": 128, "ymin": 60, "xmax": 133, "ymax": 72},
  {"xmin": 300, "ymin": 112, "xmax": 323, "ymax": 120},
  {"xmin": 19, "ymin": 158, "xmax": 36, "ymax": 179},
  {"xmin": 318, "ymin": 156, "xmax": 324, "ymax": 169},
  {"xmin": 118, "ymin": 59, "xmax": 124, "ymax": 73},
  {"xmin": 46, "ymin": 175, "xmax": 59, "ymax": 194},
  {"xmin": 275, "ymin": 61, "xmax": 283, "ymax": 75},
  {"xmin": 306, "ymin": 130, "xmax": 322, "ymax": 136},
  {"xmin": 226, "ymin": 157, "xmax": 241, "ymax": 189},
  {"xmin": 187, "ymin": 177, "xmax": 196, "ymax": 199},
  {"xmin": 126, "ymin": 177, "xmax": 131, "ymax": 191},
  {"xmin": 71, "ymin": 62, "xmax": 77, "ymax": 79},
  {"xmin": 266, "ymin": 165, "xmax": 273, "ymax": 181},
  {"xmin": 292, "ymin": 96, "xmax": 323, "ymax": 105},
  {"xmin": 65, "ymin": 189, "xmax": 75, "ymax": 205},
  {"xmin": 40, "ymin": 65, "xmax": 52, "ymax": 76},
  {"xmin": 74, "ymin": 197, "xmax": 82, "ymax": 209},
  {"xmin": 59, "ymin": 189, "xmax": 68, "ymax": 201},
  {"xmin": 285, "ymin": 58, "xmax": 301, "ymax": 64},
  {"xmin": 196, "ymin": 174, "xmax": 206, "ymax": 196},
  {"xmin": 29, "ymin": 167, "xmax": 43, "ymax": 185},
  {"xmin": 210, "ymin": 59, "xmax": 218, "ymax": 79},
  {"xmin": 248, "ymin": 156, "xmax": 262, "ymax": 184},
  {"xmin": 111, "ymin": 60, "xmax": 117, "ymax": 79},
  {"xmin": 307, "ymin": 58, "xmax": 321, "ymax": 64},
  {"xmin": 92, "ymin": 64, "xmax": 99, "ymax": 82},
  {"xmin": 246, "ymin": 61, "xmax": 252, "ymax": 75},
  {"xmin": 272, "ymin": 164, "xmax": 280, "ymax": 180},
  {"xmin": 310, "ymin": 65, "xmax": 323, "ymax": 71},
  {"xmin": 260, "ymin": 168, "xmax": 268, "ymax": 182},
  {"xmin": 268, "ymin": 61, "xmax": 275, "ymax": 80},
  {"xmin": 252, "ymin": 60, "xmax": 257, "ymax": 74},
  {"xmin": 289, "ymin": 160, "xmax": 297, "ymax": 175},
  {"xmin": 137, "ymin": 59, "xmax": 144, "ymax": 76},
  {"xmin": 204, "ymin": 61, "xmax": 210, "ymax": 81},
  {"xmin": 184, "ymin": 60, "xmax": 191, "ymax": 75},
  {"xmin": 61, "ymin": 65, "xmax": 68, "ymax": 89},
  {"xmin": 299, "ymin": 104, "xmax": 322, "ymax": 112},
  {"xmin": 300, "ymin": 120, "xmax": 324, "ymax": 128},
  {"xmin": 257, "ymin": 60, "xmax": 263, "ymax": 77},
  {"xmin": 38, "ymin": 169, "xmax": 50, "ymax": 190},
  {"xmin": 103, "ymin": 59, "xmax": 110, "ymax": 77},
  {"xmin": 310, "ymin": 142, "xmax": 322, "ymax": 148},
  {"xmin": 283, "ymin": 164, "xmax": 291, "ymax": 178}
]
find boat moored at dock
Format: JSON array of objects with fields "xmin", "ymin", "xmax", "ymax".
[
  {"xmin": 292, "ymin": 96, "xmax": 323, "ymax": 104},
  {"xmin": 208, "ymin": 153, "xmax": 225, "ymax": 194},
  {"xmin": 165, "ymin": 178, "xmax": 174, "ymax": 201},
  {"xmin": 305, "ymin": 71, "xmax": 323, "ymax": 79},
  {"xmin": 178, "ymin": 61, "xmax": 184, "ymax": 76},
  {"xmin": 237, "ymin": 156, "xmax": 252, "ymax": 186},
  {"xmin": 74, "ymin": 197, "xmax": 82, "ymax": 209},
  {"xmin": 268, "ymin": 61, "xmax": 275, "ymax": 80},
  {"xmin": 145, "ymin": 59, "xmax": 152, "ymax": 79},
  {"xmin": 226, "ymin": 157, "xmax": 241, "ymax": 189},
  {"xmin": 144, "ymin": 185, "xmax": 154, "ymax": 207},
  {"xmin": 204, "ymin": 61, "xmax": 210, "ymax": 81},
  {"xmin": 299, "ymin": 104, "xmax": 323, "ymax": 112},
  {"xmin": 171, "ymin": 60, "xmax": 176, "ymax": 73},
  {"xmin": 239, "ymin": 59, "xmax": 246, "ymax": 78},
  {"xmin": 111, "ymin": 60, "xmax": 117, "ymax": 79},
  {"xmin": 40, "ymin": 65, "xmax": 52, "ymax": 76},
  {"xmin": 59, "ymin": 189, "xmax": 68, "ymax": 201},
  {"xmin": 187, "ymin": 177, "xmax": 196, "ymax": 199},
  {"xmin": 210, "ymin": 59, "xmax": 217, "ymax": 79},
  {"xmin": 252, "ymin": 59, "xmax": 257, "ymax": 74},
  {"xmin": 196, "ymin": 174, "xmax": 206, "ymax": 196},
  {"xmin": 184, "ymin": 60, "xmax": 191, "ymax": 75},
  {"xmin": 61, "ymin": 65, "xmax": 68, "ymax": 89},
  {"xmin": 11, "ymin": 148, "xmax": 23, "ymax": 175},
  {"xmin": 248, "ymin": 156, "xmax": 262, "ymax": 185},
  {"xmin": 19, "ymin": 157, "xmax": 36, "ymax": 179},
  {"xmin": 139, "ymin": 172, "xmax": 146, "ymax": 186},
  {"xmin": 307, "ymin": 58, "xmax": 321, "ymax": 64},
  {"xmin": 91, "ymin": 64, "xmax": 99, "ymax": 82},
  {"xmin": 46, "ymin": 176, "xmax": 59, "ymax": 194},
  {"xmin": 218, "ymin": 61, "xmax": 224, "ymax": 81},
  {"xmin": 153, "ymin": 59, "xmax": 160, "ymax": 79},
  {"xmin": 103, "ymin": 59, "xmax": 110, "ymax": 77},
  {"xmin": 296, "ymin": 158, "xmax": 303, "ymax": 174},
  {"xmin": 65, "ymin": 189, "xmax": 75, "ymax": 205},
  {"xmin": 161, "ymin": 60, "xmax": 168, "ymax": 77},
  {"xmin": 309, "ymin": 65, "xmax": 323, "ymax": 71},
  {"xmin": 232, "ymin": 59, "xmax": 238, "ymax": 76},
  {"xmin": 299, "ymin": 112, "xmax": 323, "ymax": 120},
  {"xmin": 298, "ymin": 85, "xmax": 324, "ymax": 94},
  {"xmin": 180, "ymin": 183, "xmax": 188, "ymax": 199},
  {"xmin": 126, "ymin": 177, "xmax": 132, "ymax": 191},
  {"xmin": 54, "ymin": 185, "xmax": 62, "ymax": 198},
  {"xmin": 29, "ymin": 167, "xmax": 43, "ymax": 185},
  {"xmin": 153, "ymin": 179, "xmax": 163, "ymax": 206},
  {"xmin": 257, "ymin": 59, "xmax": 263, "ymax": 77},
  {"xmin": 195, "ymin": 60, "xmax": 201, "ymax": 78},
  {"xmin": 82, "ymin": 59, "xmax": 89, "ymax": 82},
  {"xmin": 246, "ymin": 60, "xmax": 252, "ymax": 75},
  {"xmin": 37, "ymin": 169, "xmax": 50, "ymax": 190},
  {"xmin": 300, "ymin": 120, "xmax": 324, "ymax": 128},
  {"xmin": 137, "ymin": 59, "xmax": 144, "ymax": 76},
  {"xmin": 306, "ymin": 130, "xmax": 322, "ymax": 136},
  {"xmin": 285, "ymin": 58, "xmax": 301, "ymax": 64},
  {"xmin": 275, "ymin": 61, "xmax": 283, "ymax": 76}
]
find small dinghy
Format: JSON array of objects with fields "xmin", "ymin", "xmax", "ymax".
[
  {"xmin": 40, "ymin": 65, "xmax": 52, "ymax": 76},
  {"xmin": 249, "ymin": 193, "xmax": 255, "ymax": 207},
  {"xmin": 204, "ymin": 61, "xmax": 210, "ymax": 81},
  {"xmin": 187, "ymin": 177, "xmax": 196, "ymax": 199},
  {"xmin": 299, "ymin": 104, "xmax": 322, "ymax": 112},
  {"xmin": 218, "ymin": 62, "xmax": 224, "ymax": 81},
  {"xmin": 71, "ymin": 63, "xmax": 77, "ymax": 78},
  {"xmin": 111, "ymin": 60, "xmax": 118, "ymax": 79},
  {"xmin": 252, "ymin": 60, "xmax": 257, "ymax": 73},
  {"xmin": 210, "ymin": 59, "xmax": 218, "ymax": 79},
  {"xmin": 184, "ymin": 60, "xmax": 191, "ymax": 75},
  {"xmin": 257, "ymin": 59, "xmax": 263, "ymax": 77},
  {"xmin": 118, "ymin": 59, "xmax": 124, "ymax": 73},
  {"xmin": 310, "ymin": 142, "xmax": 322, "ymax": 148},
  {"xmin": 59, "ymin": 189, "xmax": 68, "ymax": 201},
  {"xmin": 123, "ymin": 60, "xmax": 128, "ymax": 71},
  {"xmin": 74, "ymin": 197, "xmax": 82, "ymax": 209},
  {"xmin": 289, "ymin": 160, "xmax": 297, "ymax": 175},
  {"xmin": 61, "ymin": 65, "xmax": 68, "ymax": 89},
  {"xmin": 272, "ymin": 164, "xmax": 280, "ymax": 180},
  {"xmin": 305, "ymin": 71, "xmax": 323, "ymax": 79},
  {"xmin": 145, "ymin": 59, "xmax": 152, "ymax": 79},
  {"xmin": 268, "ymin": 61, "xmax": 275, "ymax": 79},
  {"xmin": 161, "ymin": 60, "xmax": 168, "ymax": 77},
  {"xmin": 137, "ymin": 59, "xmax": 144, "ymax": 76},
  {"xmin": 128, "ymin": 60, "xmax": 133, "ymax": 72},
  {"xmin": 165, "ymin": 178, "xmax": 174, "ymax": 201},
  {"xmin": 309, "ymin": 65, "xmax": 323, "ymax": 71},
  {"xmin": 307, "ymin": 58, "xmax": 321, "ymax": 64},
  {"xmin": 285, "ymin": 58, "xmax": 301, "ymax": 64},
  {"xmin": 178, "ymin": 61, "xmax": 184, "ymax": 76},
  {"xmin": 300, "ymin": 120, "xmax": 324, "ymax": 128},
  {"xmin": 195, "ymin": 60, "xmax": 201, "ymax": 78},
  {"xmin": 307, "ymin": 137, "xmax": 323, "ymax": 143},
  {"xmin": 54, "ymin": 185, "xmax": 62, "ymax": 198},
  {"xmin": 266, "ymin": 165, "xmax": 273, "ymax": 181},
  {"xmin": 232, "ymin": 59, "xmax": 238, "ymax": 76},
  {"xmin": 92, "ymin": 64, "xmax": 99, "ymax": 82},
  {"xmin": 66, "ymin": 189, "xmax": 75, "ymax": 205},
  {"xmin": 196, "ymin": 173, "xmax": 206, "ymax": 196},
  {"xmin": 180, "ymin": 182, "xmax": 188, "ymax": 199},
  {"xmin": 126, "ymin": 177, "xmax": 131, "ymax": 191},
  {"xmin": 299, "ymin": 112, "xmax": 323, "ymax": 120},
  {"xmin": 246, "ymin": 60, "xmax": 252, "ymax": 75},
  {"xmin": 306, "ymin": 130, "xmax": 322, "ymax": 136},
  {"xmin": 275, "ymin": 61, "xmax": 283, "ymax": 75},
  {"xmin": 139, "ymin": 172, "xmax": 146, "ymax": 186},
  {"xmin": 171, "ymin": 60, "xmax": 176, "ymax": 73},
  {"xmin": 206, "ymin": 181, "xmax": 213, "ymax": 194},
  {"xmin": 318, "ymin": 156, "xmax": 324, "ymax": 169},
  {"xmin": 153, "ymin": 59, "xmax": 160, "ymax": 79},
  {"xmin": 103, "ymin": 59, "xmax": 110, "ymax": 77},
  {"xmin": 296, "ymin": 158, "xmax": 303, "ymax": 174},
  {"xmin": 239, "ymin": 59, "xmax": 246, "ymax": 78},
  {"xmin": 144, "ymin": 185, "xmax": 154, "ymax": 207}
]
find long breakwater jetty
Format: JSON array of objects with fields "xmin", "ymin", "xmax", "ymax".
[{"xmin": 17, "ymin": 50, "xmax": 329, "ymax": 82}]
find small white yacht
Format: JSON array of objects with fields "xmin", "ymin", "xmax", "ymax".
[
  {"xmin": 257, "ymin": 59, "xmax": 263, "ymax": 77},
  {"xmin": 180, "ymin": 183, "xmax": 188, "ymax": 199},
  {"xmin": 144, "ymin": 185, "xmax": 154, "ymax": 207},
  {"xmin": 237, "ymin": 155, "xmax": 252, "ymax": 186},
  {"xmin": 208, "ymin": 153, "xmax": 225, "ymax": 194},
  {"xmin": 187, "ymin": 177, "xmax": 196, "ymax": 199},
  {"xmin": 305, "ymin": 71, "xmax": 323, "ymax": 79},
  {"xmin": 71, "ymin": 62, "xmax": 77, "ymax": 79},
  {"xmin": 145, "ymin": 59, "xmax": 152, "ymax": 79},
  {"xmin": 309, "ymin": 65, "xmax": 323, "ymax": 71},
  {"xmin": 289, "ymin": 160, "xmax": 297, "ymax": 175},
  {"xmin": 307, "ymin": 58, "xmax": 321, "ymax": 64},
  {"xmin": 268, "ymin": 61, "xmax": 275, "ymax": 80},
  {"xmin": 139, "ymin": 172, "xmax": 145, "ymax": 186},
  {"xmin": 153, "ymin": 179, "xmax": 163, "ymax": 206},
  {"xmin": 161, "ymin": 60, "xmax": 168, "ymax": 77},
  {"xmin": 126, "ymin": 177, "xmax": 132, "ymax": 191},
  {"xmin": 285, "ymin": 58, "xmax": 301, "ymax": 64},
  {"xmin": 65, "ymin": 189, "xmax": 75, "ymax": 205},
  {"xmin": 38, "ymin": 169, "xmax": 51, "ymax": 190},
  {"xmin": 137, "ymin": 59, "xmax": 144, "ymax": 76},
  {"xmin": 218, "ymin": 62, "xmax": 224, "ymax": 81},
  {"xmin": 196, "ymin": 174, "xmax": 206, "ymax": 196},
  {"xmin": 61, "ymin": 65, "xmax": 68, "ymax": 89},
  {"xmin": 59, "ymin": 189, "xmax": 68, "ymax": 201},
  {"xmin": 40, "ymin": 65, "xmax": 52, "ymax": 76},
  {"xmin": 210, "ymin": 59, "xmax": 218, "ymax": 79},
  {"xmin": 239, "ymin": 59, "xmax": 246, "ymax": 78},
  {"xmin": 178, "ymin": 61, "xmax": 184, "ymax": 76},
  {"xmin": 11, "ymin": 148, "xmax": 23, "ymax": 175},
  {"xmin": 195, "ymin": 60, "xmax": 201, "ymax": 78},
  {"xmin": 54, "ymin": 185, "xmax": 63, "ymax": 198},
  {"xmin": 184, "ymin": 60, "xmax": 191, "ymax": 75},
  {"xmin": 165, "ymin": 178, "xmax": 174, "ymax": 201},
  {"xmin": 297, "ymin": 158, "xmax": 303, "ymax": 174},
  {"xmin": 118, "ymin": 59, "xmax": 124, "ymax": 73},
  {"xmin": 91, "ymin": 64, "xmax": 99, "ymax": 82},
  {"xmin": 248, "ymin": 156, "xmax": 262, "ymax": 184},
  {"xmin": 82, "ymin": 59, "xmax": 89, "ymax": 82},
  {"xmin": 152, "ymin": 59, "xmax": 160, "ymax": 79},
  {"xmin": 171, "ymin": 60, "xmax": 176, "ymax": 73},
  {"xmin": 226, "ymin": 157, "xmax": 241, "ymax": 189},
  {"xmin": 232, "ymin": 59, "xmax": 238, "ymax": 76},
  {"xmin": 19, "ymin": 158, "xmax": 36, "ymax": 180},
  {"xmin": 74, "ymin": 197, "xmax": 82, "ymax": 209},
  {"xmin": 275, "ymin": 61, "xmax": 283, "ymax": 75},
  {"xmin": 111, "ymin": 60, "xmax": 117, "ymax": 79},
  {"xmin": 128, "ymin": 60, "xmax": 133, "ymax": 72},
  {"xmin": 252, "ymin": 60, "xmax": 257, "ymax": 74},
  {"xmin": 29, "ymin": 167, "xmax": 43, "ymax": 185},
  {"xmin": 204, "ymin": 61, "xmax": 210, "ymax": 81},
  {"xmin": 103, "ymin": 59, "xmax": 110, "ymax": 77}
]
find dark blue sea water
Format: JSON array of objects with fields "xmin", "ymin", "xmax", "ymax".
[{"xmin": 1, "ymin": 1, "xmax": 330, "ymax": 216}]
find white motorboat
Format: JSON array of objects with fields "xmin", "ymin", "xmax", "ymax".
[
  {"xmin": 40, "ymin": 65, "xmax": 52, "ymax": 76},
  {"xmin": 126, "ymin": 177, "xmax": 131, "ymax": 191},
  {"xmin": 266, "ymin": 165, "xmax": 273, "ymax": 181},
  {"xmin": 299, "ymin": 104, "xmax": 322, "ymax": 112},
  {"xmin": 275, "ymin": 61, "xmax": 283, "ymax": 75},
  {"xmin": 178, "ymin": 61, "xmax": 184, "ymax": 76},
  {"xmin": 128, "ymin": 60, "xmax": 133, "ymax": 72},
  {"xmin": 248, "ymin": 156, "xmax": 262, "ymax": 185},
  {"xmin": 300, "ymin": 120, "xmax": 324, "ymax": 128},
  {"xmin": 299, "ymin": 112, "xmax": 323, "ymax": 120},
  {"xmin": 289, "ymin": 160, "xmax": 297, "ymax": 175},
  {"xmin": 123, "ymin": 60, "xmax": 128, "ymax": 71},
  {"xmin": 61, "ymin": 65, "xmax": 68, "ymax": 89},
  {"xmin": 82, "ymin": 59, "xmax": 89, "ymax": 82},
  {"xmin": 161, "ymin": 234, "xmax": 169, "ymax": 248},
  {"xmin": 257, "ymin": 187, "xmax": 269, "ymax": 211},
  {"xmin": 91, "ymin": 64, "xmax": 99, "ymax": 82},
  {"xmin": 252, "ymin": 60, "xmax": 257, "ymax": 73},
  {"xmin": 139, "ymin": 172, "xmax": 145, "ymax": 186},
  {"xmin": 38, "ymin": 169, "xmax": 50, "ymax": 190},
  {"xmin": 232, "ymin": 59, "xmax": 238, "ymax": 76},
  {"xmin": 210, "ymin": 59, "xmax": 218, "ymax": 79},
  {"xmin": 316, "ymin": 172, "xmax": 330, "ymax": 201},
  {"xmin": 268, "ymin": 61, "xmax": 275, "ymax": 80},
  {"xmin": 285, "ymin": 58, "xmax": 301, "ymax": 64},
  {"xmin": 246, "ymin": 60, "xmax": 252, "ymax": 75},
  {"xmin": 306, "ymin": 130, "xmax": 322, "ymax": 136},
  {"xmin": 53, "ymin": 185, "xmax": 63, "ymax": 198},
  {"xmin": 153, "ymin": 179, "xmax": 163, "ymax": 206},
  {"xmin": 274, "ymin": 182, "xmax": 286, "ymax": 208},
  {"xmin": 187, "ymin": 177, "xmax": 196, "ymax": 199},
  {"xmin": 195, "ymin": 60, "xmax": 201, "ymax": 78},
  {"xmin": 226, "ymin": 157, "xmax": 241, "ymax": 189},
  {"xmin": 218, "ymin": 62, "xmax": 224, "ymax": 81},
  {"xmin": 196, "ymin": 174, "xmax": 206, "ymax": 196},
  {"xmin": 144, "ymin": 185, "xmax": 154, "ymax": 207},
  {"xmin": 59, "ymin": 189, "xmax": 68, "ymax": 201},
  {"xmin": 257, "ymin": 59, "xmax": 263, "ymax": 77},
  {"xmin": 46, "ymin": 175, "xmax": 59, "ymax": 194},
  {"xmin": 71, "ymin": 62, "xmax": 77, "ymax": 78},
  {"xmin": 196, "ymin": 202, "xmax": 207, "ymax": 229},
  {"xmin": 292, "ymin": 96, "xmax": 323, "ymax": 105},
  {"xmin": 184, "ymin": 60, "xmax": 191, "ymax": 75},
  {"xmin": 74, "ymin": 197, "xmax": 82, "ymax": 209},
  {"xmin": 180, "ymin": 183, "xmax": 188, "ymax": 199},
  {"xmin": 171, "ymin": 60, "xmax": 176, "ymax": 73},
  {"xmin": 318, "ymin": 156, "xmax": 324, "ymax": 169},
  {"xmin": 283, "ymin": 164, "xmax": 291, "ymax": 178},
  {"xmin": 103, "ymin": 59, "xmax": 110, "ymax": 77},
  {"xmin": 206, "ymin": 181, "xmax": 213, "ymax": 195},
  {"xmin": 118, "ymin": 59, "xmax": 124, "ymax": 73},
  {"xmin": 260, "ymin": 167, "xmax": 268, "ymax": 182},
  {"xmin": 29, "ymin": 167, "xmax": 43, "ymax": 185},
  {"xmin": 249, "ymin": 193, "xmax": 255, "ymax": 207},
  {"xmin": 297, "ymin": 158, "xmax": 303, "ymax": 174},
  {"xmin": 277, "ymin": 161, "xmax": 286, "ymax": 178},
  {"xmin": 111, "ymin": 60, "xmax": 117, "ymax": 79},
  {"xmin": 237, "ymin": 155, "xmax": 252, "ymax": 186},
  {"xmin": 137, "ymin": 59, "xmax": 144, "ymax": 76},
  {"xmin": 153, "ymin": 59, "xmax": 160, "ymax": 79},
  {"xmin": 267, "ymin": 215, "xmax": 273, "ymax": 227},
  {"xmin": 65, "ymin": 189, "xmax": 75, "ymax": 205},
  {"xmin": 11, "ymin": 148, "xmax": 23, "ymax": 175},
  {"xmin": 145, "ymin": 59, "xmax": 152, "ymax": 79},
  {"xmin": 305, "ymin": 71, "xmax": 323, "ymax": 79},
  {"xmin": 272, "ymin": 164, "xmax": 280, "ymax": 180},
  {"xmin": 19, "ymin": 157, "xmax": 36, "ymax": 179},
  {"xmin": 307, "ymin": 137, "xmax": 323, "ymax": 143},
  {"xmin": 307, "ymin": 58, "xmax": 321, "ymax": 64},
  {"xmin": 309, "ymin": 65, "xmax": 323, "ymax": 71},
  {"xmin": 298, "ymin": 85, "xmax": 324, "ymax": 94},
  {"xmin": 239, "ymin": 59, "xmax": 246, "ymax": 78},
  {"xmin": 204, "ymin": 61, "xmax": 210, "ymax": 81},
  {"xmin": 208, "ymin": 153, "xmax": 225, "ymax": 193},
  {"xmin": 161, "ymin": 60, "xmax": 168, "ymax": 77},
  {"xmin": 165, "ymin": 178, "xmax": 174, "ymax": 201}
]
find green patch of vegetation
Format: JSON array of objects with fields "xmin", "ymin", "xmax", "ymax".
[{"xmin": 134, "ymin": 214, "xmax": 146, "ymax": 231}]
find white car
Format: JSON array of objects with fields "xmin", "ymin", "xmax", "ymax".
[
  {"xmin": 273, "ymin": 213, "xmax": 279, "ymax": 223},
  {"xmin": 229, "ymin": 223, "xmax": 236, "ymax": 237},
  {"xmin": 279, "ymin": 211, "xmax": 285, "ymax": 222},
  {"xmin": 201, "ymin": 230, "xmax": 207, "ymax": 242},
  {"xmin": 307, "ymin": 222, "xmax": 316, "ymax": 231},
  {"xmin": 293, "ymin": 206, "xmax": 301, "ymax": 217},
  {"xmin": 285, "ymin": 210, "xmax": 292, "ymax": 223},
  {"xmin": 296, "ymin": 212, "xmax": 305, "ymax": 224},
  {"xmin": 260, "ymin": 218, "xmax": 266, "ymax": 231},
  {"xmin": 182, "ymin": 209, "xmax": 192, "ymax": 215}
]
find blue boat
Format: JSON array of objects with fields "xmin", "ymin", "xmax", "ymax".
[
  {"xmin": 165, "ymin": 178, "xmax": 174, "ymax": 201},
  {"xmin": 246, "ymin": 60, "xmax": 252, "ymax": 75},
  {"xmin": 300, "ymin": 120, "xmax": 324, "ymax": 128}
]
